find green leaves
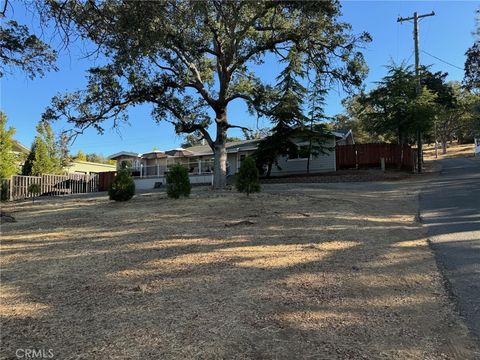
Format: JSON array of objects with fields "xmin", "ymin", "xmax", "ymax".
[
  {"xmin": 235, "ymin": 157, "xmax": 260, "ymax": 196},
  {"xmin": 359, "ymin": 64, "xmax": 438, "ymax": 144},
  {"xmin": 464, "ymin": 42, "xmax": 480, "ymax": 93},
  {"xmin": 22, "ymin": 121, "xmax": 62, "ymax": 176},
  {"xmin": 108, "ymin": 168, "xmax": 135, "ymax": 201},
  {"xmin": 45, "ymin": 0, "xmax": 370, "ymax": 134},
  {"xmin": 166, "ymin": 164, "xmax": 191, "ymax": 199},
  {"xmin": 44, "ymin": 1, "xmax": 370, "ymax": 186},
  {"xmin": 0, "ymin": 112, "xmax": 18, "ymax": 179},
  {"xmin": 0, "ymin": 20, "xmax": 57, "ymax": 78}
]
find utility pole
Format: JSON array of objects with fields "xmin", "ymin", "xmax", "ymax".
[{"xmin": 397, "ymin": 11, "xmax": 435, "ymax": 173}]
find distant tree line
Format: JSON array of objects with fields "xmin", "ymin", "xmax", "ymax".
[
  {"xmin": 329, "ymin": 63, "xmax": 480, "ymax": 154},
  {"xmin": 72, "ymin": 150, "xmax": 115, "ymax": 165},
  {"xmin": 0, "ymin": 113, "xmax": 115, "ymax": 179}
]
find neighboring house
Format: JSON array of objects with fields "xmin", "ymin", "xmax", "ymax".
[
  {"xmin": 11, "ymin": 140, "xmax": 30, "ymax": 167},
  {"xmin": 11, "ymin": 139, "xmax": 116, "ymax": 175},
  {"xmin": 12, "ymin": 139, "xmax": 30, "ymax": 156},
  {"xmin": 334, "ymin": 129, "xmax": 355, "ymax": 146},
  {"xmin": 108, "ymin": 130, "xmax": 354, "ymax": 190},
  {"xmin": 64, "ymin": 160, "xmax": 116, "ymax": 175}
]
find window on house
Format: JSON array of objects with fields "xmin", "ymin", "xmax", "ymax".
[
  {"xmin": 120, "ymin": 160, "xmax": 132, "ymax": 169},
  {"xmin": 288, "ymin": 146, "xmax": 311, "ymax": 160}
]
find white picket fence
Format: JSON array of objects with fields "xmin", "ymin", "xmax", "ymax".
[{"xmin": 4, "ymin": 173, "xmax": 99, "ymax": 201}]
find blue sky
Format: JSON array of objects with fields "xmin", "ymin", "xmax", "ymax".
[{"xmin": 1, "ymin": 1, "xmax": 478, "ymax": 156}]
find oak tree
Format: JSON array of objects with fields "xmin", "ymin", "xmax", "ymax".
[
  {"xmin": 0, "ymin": 1, "xmax": 57, "ymax": 78},
  {"xmin": 43, "ymin": 0, "xmax": 370, "ymax": 188}
]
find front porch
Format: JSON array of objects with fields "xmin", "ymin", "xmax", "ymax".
[
  {"xmin": 134, "ymin": 173, "xmax": 214, "ymax": 190},
  {"xmin": 132, "ymin": 157, "xmax": 215, "ymax": 178}
]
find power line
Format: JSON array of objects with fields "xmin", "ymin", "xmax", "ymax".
[
  {"xmin": 421, "ymin": 50, "xmax": 464, "ymax": 70},
  {"xmin": 406, "ymin": 50, "xmax": 415, "ymax": 65},
  {"xmin": 397, "ymin": 11, "xmax": 435, "ymax": 174}
]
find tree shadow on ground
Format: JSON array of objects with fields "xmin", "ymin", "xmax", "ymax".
[{"xmin": 1, "ymin": 187, "xmax": 478, "ymax": 359}]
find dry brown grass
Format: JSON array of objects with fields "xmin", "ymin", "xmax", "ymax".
[
  {"xmin": 1, "ymin": 185, "xmax": 478, "ymax": 359},
  {"xmin": 423, "ymin": 142, "xmax": 475, "ymax": 160}
]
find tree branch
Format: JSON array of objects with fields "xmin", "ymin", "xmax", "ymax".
[
  {"xmin": 0, "ymin": 0, "xmax": 8, "ymax": 18},
  {"xmin": 226, "ymin": 124, "xmax": 252, "ymax": 132},
  {"xmin": 170, "ymin": 45, "xmax": 216, "ymax": 107}
]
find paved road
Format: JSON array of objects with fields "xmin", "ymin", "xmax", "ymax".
[{"xmin": 420, "ymin": 157, "xmax": 480, "ymax": 339}]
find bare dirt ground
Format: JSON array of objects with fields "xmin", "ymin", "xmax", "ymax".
[
  {"xmin": 1, "ymin": 183, "xmax": 479, "ymax": 359},
  {"xmin": 260, "ymin": 169, "xmax": 410, "ymax": 184},
  {"xmin": 424, "ymin": 142, "xmax": 475, "ymax": 160}
]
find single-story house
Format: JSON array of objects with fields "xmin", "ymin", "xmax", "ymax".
[
  {"xmin": 108, "ymin": 130, "xmax": 354, "ymax": 190},
  {"xmin": 64, "ymin": 160, "xmax": 116, "ymax": 175},
  {"xmin": 12, "ymin": 140, "xmax": 29, "ymax": 156},
  {"xmin": 334, "ymin": 129, "xmax": 354, "ymax": 146},
  {"xmin": 11, "ymin": 139, "xmax": 116, "ymax": 175},
  {"xmin": 11, "ymin": 140, "xmax": 30, "ymax": 167}
]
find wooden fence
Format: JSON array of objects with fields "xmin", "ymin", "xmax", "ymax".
[
  {"xmin": 336, "ymin": 143, "xmax": 416, "ymax": 171},
  {"xmin": 98, "ymin": 171, "xmax": 117, "ymax": 191},
  {"xmin": 5, "ymin": 173, "xmax": 99, "ymax": 201}
]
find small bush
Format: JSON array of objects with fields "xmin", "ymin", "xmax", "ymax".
[
  {"xmin": 166, "ymin": 164, "xmax": 191, "ymax": 199},
  {"xmin": 0, "ymin": 179, "xmax": 9, "ymax": 201},
  {"xmin": 28, "ymin": 183, "xmax": 41, "ymax": 203},
  {"xmin": 235, "ymin": 157, "xmax": 260, "ymax": 196},
  {"xmin": 108, "ymin": 168, "xmax": 135, "ymax": 201}
]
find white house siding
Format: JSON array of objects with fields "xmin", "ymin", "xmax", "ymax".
[
  {"xmin": 65, "ymin": 160, "xmax": 116, "ymax": 174},
  {"xmin": 229, "ymin": 150, "xmax": 256, "ymax": 173},
  {"xmin": 134, "ymin": 174, "xmax": 213, "ymax": 190},
  {"xmin": 227, "ymin": 153, "xmax": 237, "ymax": 175},
  {"xmin": 269, "ymin": 137, "xmax": 336, "ymax": 176},
  {"xmin": 115, "ymin": 155, "xmax": 142, "ymax": 171}
]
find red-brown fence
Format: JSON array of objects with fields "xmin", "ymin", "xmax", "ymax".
[
  {"xmin": 6, "ymin": 173, "xmax": 99, "ymax": 201},
  {"xmin": 336, "ymin": 143, "xmax": 416, "ymax": 171},
  {"xmin": 98, "ymin": 171, "xmax": 117, "ymax": 191}
]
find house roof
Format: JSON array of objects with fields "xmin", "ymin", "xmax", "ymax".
[
  {"xmin": 141, "ymin": 150, "xmax": 168, "ymax": 159},
  {"xmin": 164, "ymin": 148, "xmax": 195, "ymax": 157},
  {"xmin": 69, "ymin": 160, "xmax": 116, "ymax": 168},
  {"xmin": 185, "ymin": 139, "xmax": 261, "ymax": 156},
  {"xmin": 333, "ymin": 129, "xmax": 350, "ymax": 136},
  {"xmin": 332, "ymin": 129, "xmax": 352, "ymax": 139},
  {"xmin": 108, "ymin": 130, "xmax": 353, "ymax": 160},
  {"xmin": 332, "ymin": 129, "xmax": 355, "ymax": 143},
  {"xmin": 108, "ymin": 151, "xmax": 141, "ymax": 160},
  {"xmin": 12, "ymin": 140, "xmax": 29, "ymax": 154}
]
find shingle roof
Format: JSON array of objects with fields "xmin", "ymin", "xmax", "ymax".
[
  {"xmin": 332, "ymin": 129, "xmax": 351, "ymax": 137},
  {"xmin": 12, "ymin": 139, "xmax": 29, "ymax": 154},
  {"xmin": 186, "ymin": 139, "xmax": 261, "ymax": 156},
  {"xmin": 141, "ymin": 151, "xmax": 168, "ymax": 159},
  {"xmin": 108, "ymin": 151, "xmax": 141, "ymax": 160},
  {"xmin": 164, "ymin": 148, "xmax": 195, "ymax": 157}
]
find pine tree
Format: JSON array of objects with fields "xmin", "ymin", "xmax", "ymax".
[
  {"xmin": 235, "ymin": 157, "xmax": 260, "ymax": 196},
  {"xmin": 299, "ymin": 75, "xmax": 332, "ymax": 173},
  {"xmin": 31, "ymin": 140, "xmax": 55, "ymax": 175},
  {"xmin": 58, "ymin": 133, "xmax": 71, "ymax": 168},
  {"xmin": 254, "ymin": 48, "xmax": 306, "ymax": 176},
  {"xmin": 166, "ymin": 164, "xmax": 191, "ymax": 199},
  {"xmin": 108, "ymin": 168, "xmax": 135, "ymax": 201},
  {"xmin": 74, "ymin": 150, "xmax": 87, "ymax": 161},
  {"xmin": 0, "ymin": 112, "xmax": 18, "ymax": 179},
  {"xmin": 22, "ymin": 122, "xmax": 61, "ymax": 175}
]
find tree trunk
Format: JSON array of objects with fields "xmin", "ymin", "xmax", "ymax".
[
  {"xmin": 266, "ymin": 162, "xmax": 272, "ymax": 177},
  {"xmin": 441, "ymin": 140, "xmax": 447, "ymax": 154},
  {"xmin": 398, "ymin": 128, "xmax": 405, "ymax": 169},
  {"xmin": 212, "ymin": 112, "xmax": 228, "ymax": 189}
]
